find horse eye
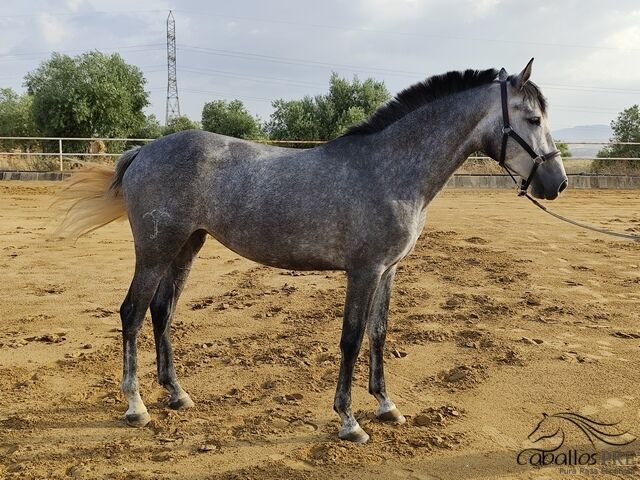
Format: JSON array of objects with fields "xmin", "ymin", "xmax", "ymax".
[{"xmin": 527, "ymin": 117, "xmax": 541, "ymax": 126}]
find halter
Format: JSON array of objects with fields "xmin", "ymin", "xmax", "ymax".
[
  {"xmin": 495, "ymin": 76, "xmax": 638, "ymax": 241},
  {"xmin": 498, "ymin": 79, "xmax": 560, "ymax": 196}
]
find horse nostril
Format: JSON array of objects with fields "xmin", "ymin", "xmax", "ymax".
[{"xmin": 558, "ymin": 179, "xmax": 568, "ymax": 193}]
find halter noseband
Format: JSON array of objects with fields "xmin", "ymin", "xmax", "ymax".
[{"xmin": 498, "ymin": 79, "xmax": 560, "ymax": 196}]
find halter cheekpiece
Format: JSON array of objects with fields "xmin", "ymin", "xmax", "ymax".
[{"xmin": 498, "ymin": 78, "xmax": 560, "ymax": 195}]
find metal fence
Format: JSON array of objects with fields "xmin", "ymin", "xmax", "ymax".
[{"xmin": 0, "ymin": 136, "xmax": 638, "ymax": 172}]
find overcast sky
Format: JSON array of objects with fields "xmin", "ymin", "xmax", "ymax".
[{"xmin": 1, "ymin": 0, "xmax": 639, "ymax": 132}]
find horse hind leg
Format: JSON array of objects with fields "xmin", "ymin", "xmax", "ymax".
[
  {"xmin": 150, "ymin": 230, "xmax": 207, "ymax": 410},
  {"xmin": 120, "ymin": 212, "xmax": 196, "ymax": 427},
  {"xmin": 120, "ymin": 261, "xmax": 168, "ymax": 427}
]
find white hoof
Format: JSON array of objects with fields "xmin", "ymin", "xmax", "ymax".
[
  {"xmin": 338, "ymin": 424, "xmax": 370, "ymax": 443},
  {"xmin": 376, "ymin": 407, "xmax": 406, "ymax": 425},
  {"xmin": 168, "ymin": 394, "xmax": 194, "ymax": 410},
  {"xmin": 124, "ymin": 411, "xmax": 151, "ymax": 427}
]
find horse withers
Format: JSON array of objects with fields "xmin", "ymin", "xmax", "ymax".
[{"xmin": 55, "ymin": 59, "xmax": 567, "ymax": 443}]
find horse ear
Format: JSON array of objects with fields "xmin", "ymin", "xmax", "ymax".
[
  {"xmin": 511, "ymin": 58, "xmax": 534, "ymax": 90},
  {"xmin": 498, "ymin": 68, "xmax": 508, "ymax": 82}
]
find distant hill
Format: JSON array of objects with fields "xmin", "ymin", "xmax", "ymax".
[{"xmin": 553, "ymin": 125, "xmax": 612, "ymax": 157}]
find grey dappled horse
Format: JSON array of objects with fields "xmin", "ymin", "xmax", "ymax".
[{"xmin": 57, "ymin": 60, "xmax": 567, "ymax": 443}]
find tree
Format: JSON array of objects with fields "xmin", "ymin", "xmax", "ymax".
[
  {"xmin": 162, "ymin": 115, "xmax": 200, "ymax": 136},
  {"xmin": 266, "ymin": 97, "xmax": 319, "ymax": 142},
  {"xmin": 201, "ymin": 100, "xmax": 262, "ymax": 139},
  {"xmin": 556, "ymin": 142, "xmax": 571, "ymax": 158},
  {"xmin": 121, "ymin": 113, "xmax": 162, "ymax": 150},
  {"xmin": 24, "ymin": 51, "xmax": 148, "ymax": 151},
  {"xmin": 594, "ymin": 105, "xmax": 640, "ymax": 173},
  {"xmin": 0, "ymin": 88, "xmax": 39, "ymax": 151},
  {"xmin": 265, "ymin": 73, "xmax": 390, "ymax": 142},
  {"xmin": 131, "ymin": 114, "xmax": 162, "ymax": 139}
]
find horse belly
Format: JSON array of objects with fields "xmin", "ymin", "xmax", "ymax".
[{"xmin": 206, "ymin": 215, "xmax": 347, "ymax": 271}]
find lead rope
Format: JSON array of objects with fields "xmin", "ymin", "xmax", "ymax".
[{"xmin": 502, "ymin": 167, "xmax": 640, "ymax": 241}]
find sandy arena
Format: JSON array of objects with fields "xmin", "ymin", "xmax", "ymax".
[{"xmin": 0, "ymin": 182, "xmax": 639, "ymax": 479}]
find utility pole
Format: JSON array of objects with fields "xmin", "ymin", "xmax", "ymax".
[{"xmin": 165, "ymin": 10, "xmax": 180, "ymax": 125}]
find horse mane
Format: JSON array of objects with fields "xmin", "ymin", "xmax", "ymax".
[
  {"xmin": 552, "ymin": 412, "xmax": 635, "ymax": 447},
  {"xmin": 343, "ymin": 67, "xmax": 547, "ymax": 136}
]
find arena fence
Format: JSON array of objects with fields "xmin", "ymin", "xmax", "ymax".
[{"xmin": 0, "ymin": 136, "xmax": 638, "ymax": 174}]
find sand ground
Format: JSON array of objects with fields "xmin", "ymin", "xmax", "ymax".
[{"xmin": 0, "ymin": 182, "xmax": 639, "ymax": 479}]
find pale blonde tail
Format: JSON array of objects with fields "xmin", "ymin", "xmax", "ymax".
[
  {"xmin": 53, "ymin": 147, "xmax": 140, "ymax": 240},
  {"xmin": 53, "ymin": 163, "xmax": 126, "ymax": 240}
]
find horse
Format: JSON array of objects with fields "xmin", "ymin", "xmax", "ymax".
[{"xmin": 56, "ymin": 59, "xmax": 567, "ymax": 443}]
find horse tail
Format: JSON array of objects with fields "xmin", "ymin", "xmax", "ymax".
[{"xmin": 53, "ymin": 147, "xmax": 141, "ymax": 240}]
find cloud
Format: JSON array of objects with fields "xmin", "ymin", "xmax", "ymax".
[
  {"xmin": 38, "ymin": 13, "xmax": 66, "ymax": 45},
  {"xmin": 358, "ymin": 0, "xmax": 433, "ymax": 26},
  {"xmin": 469, "ymin": 0, "xmax": 502, "ymax": 17},
  {"xmin": 602, "ymin": 25, "xmax": 640, "ymax": 50},
  {"xmin": 2, "ymin": 0, "xmax": 639, "ymax": 130},
  {"xmin": 66, "ymin": 0, "xmax": 83, "ymax": 12}
]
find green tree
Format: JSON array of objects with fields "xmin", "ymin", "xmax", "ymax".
[
  {"xmin": 133, "ymin": 114, "xmax": 162, "ymax": 139},
  {"xmin": 556, "ymin": 142, "xmax": 571, "ymax": 158},
  {"xmin": 24, "ymin": 51, "xmax": 148, "ymax": 151},
  {"xmin": 593, "ymin": 105, "xmax": 640, "ymax": 173},
  {"xmin": 266, "ymin": 97, "xmax": 319, "ymax": 142},
  {"xmin": 0, "ymin": 88, "xmax": 39, "ymax": 151},
  {"xmin": 162, "ymin": 115, "xmax": 200, "ymax": 136},
  {"xmin": 265, "ymin": 73, "xmax": 389, "ymax": 143},
  {"xmin": 122, "ymin": 113, "xmax": 162, "ymax": 150},
  {"xmin": 201, "ymin": 99, "xmax": 262, "ymax": 139}
]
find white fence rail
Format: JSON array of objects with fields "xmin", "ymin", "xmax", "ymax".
[{"xmin": 0, "ymin": 136, "xmax": 639, "ymax": 172}]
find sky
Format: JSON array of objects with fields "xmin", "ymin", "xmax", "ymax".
[{"xmin": 1, "ymin": 0, "xmax": 639, "ymax": 132}]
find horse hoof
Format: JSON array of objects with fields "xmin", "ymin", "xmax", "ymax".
[
  {"xmin": 338, "ymin": 425, "xmax": 370, "ymax": 444},
  {"xmin": 124, "ymin": 411, "xmax": 151, "ymax": 427},
  {"xmin": 376, "ymin": 408, "xmax": 406, "ymax": 425},
  {"xmin": 168, "ymin": 395, "xmax": 194, "ymax": 410}
]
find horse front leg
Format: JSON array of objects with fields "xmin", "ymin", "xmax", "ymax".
[
  {"xmin": 334, "ymin": 268, "xmax": 382, "ymax": 443},
  {"xmin": 368, "ymin": 265, "xmax": 406, "ymax": 424}
]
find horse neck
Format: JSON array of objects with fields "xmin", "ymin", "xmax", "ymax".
[{"xmin": 374, "ymin": 84, "xmax": 497, "ymax": 202}]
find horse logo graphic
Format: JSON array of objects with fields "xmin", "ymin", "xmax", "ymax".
[
  {"xmin": 528, "ymin": 412, "xmax": 635, "ymax": 448},
  {"xmin": 517, "ymin": 412, "xmax": 636, "ymax": 466}
]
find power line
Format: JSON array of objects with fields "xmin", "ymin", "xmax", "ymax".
[
  {"xmin": 0, "ymin": 44, "xmax": 165, "ymax": 60},
  {"xmin": 174, "ymin": 10, "xmax": 640, "ymax": 53},
  {"xmin": 178, "ymin": 45, "xmax": 640, "ymax": 98},
  {"xmin": 179, "ymin": 88, "xmax": 273, "ymax": 103},
  {"xmin": 540, "ymin": 84, "xmax": 640, "ymax": 95},
  {"xmin": 1, "ymin": 9, "xmax": 164, "ymax": 18},
  {"xmin": 179, "ymin": 45, "xmax": 424, "ymax": 77},
  {"xmin": 180, "ymin": 66, "xmax": 325, "ymax": 89}
]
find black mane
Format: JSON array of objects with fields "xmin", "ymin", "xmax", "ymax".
[{"xmin": 343, "ymin": 68, "xmax": 546, "ymax": 136}]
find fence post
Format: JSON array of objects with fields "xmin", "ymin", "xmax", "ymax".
[{"xmin": 58, "ymin": 138, "xmax": 63, "ymax": 171}]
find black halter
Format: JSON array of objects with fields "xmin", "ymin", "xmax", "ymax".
[{"xmin": 498, "ymin": 79, "xmax": 560, "ymax": 196}]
